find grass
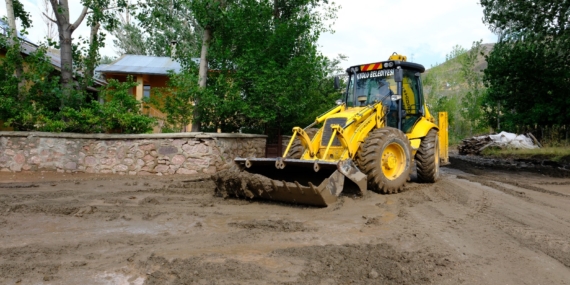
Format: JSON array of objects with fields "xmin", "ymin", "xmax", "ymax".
[{"xmin": 481, "ymin": 146, "xmax": 570, "ymax": 163}]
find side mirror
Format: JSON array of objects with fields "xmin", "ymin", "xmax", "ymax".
[
  {"xmin": 394, "ymin": 68, "xmax": 403, "ymax": 82},
  {"xmin": 334, "ymin": 76, "xmax": 340, "ymax": 90}
]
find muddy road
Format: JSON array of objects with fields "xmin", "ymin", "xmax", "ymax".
[{"xmin": 1, "ymin": 162, "xmax": 569, "ymax": 285}]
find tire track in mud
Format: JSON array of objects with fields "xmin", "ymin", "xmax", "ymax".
[
  {"xmin": 486, "ymin": 216, "xmax": 570, "ymax": 269},
  {"xmin": 482, "ymin": 176, "xmax": 570, "ymax": 198},
  {"xmin": 0, "ymin": 183, "xmax": 39, "ymax": 188},
  {"xmin": 537, "ymin": 181, "xmax": 570, "ymax": 185},
  {"xmin": 455, "ymin": 173, "xmax": 570, "ymax": 226},
  {"xmin": 399, "ymin": 173, "xmax": 570, "ymax": 270},
  {"xmin": 78, "ymin": 180, "xmax": 219, "ymax": 202},
  {"xmin": 0, "ymin": 189, "xmax": 80, "ymax": 204},
  {"xmin": 397, "ymin": 178, "xmax": 492, "ymax": 249},
  {"xmin": 228, "ymin": 220, "xmax": 316, "ymax": 232},
  {"xmin": 0, "ymin": 179, "xmax": 221, "ymax": 220},
  {"xmin": 452, "ymin": 173, "xmax": 570, "ymax": 269},
  {"xmin": 4, "ymin": 203, "xmax": 81, "ymax": 216},
  {"xmin": 456, "ymin": 175, "xmax": 530, "ymax": 201}
]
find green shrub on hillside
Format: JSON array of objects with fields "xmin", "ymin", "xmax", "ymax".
[{"xmin": 423, "ymin": 41, "xmax": 491, "ymax": 144}]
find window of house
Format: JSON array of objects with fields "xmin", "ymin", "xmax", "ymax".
[{"xmin": 143, "ymin": 85, "xmax": 151, "ymax": 99}]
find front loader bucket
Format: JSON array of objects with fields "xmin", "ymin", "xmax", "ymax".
[{"xmin": 212, "ymin": 158, "xmax": 367, "ymax": 207}]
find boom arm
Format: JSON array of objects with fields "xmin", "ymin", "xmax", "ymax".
[{"xmin": 283, "ymin": 104, "xmax": 346, "ymax": 158}]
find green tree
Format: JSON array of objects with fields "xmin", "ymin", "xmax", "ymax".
[
  {"xmin": 45, "ymin": 0, "xmax": 128, "ymax": 104},
  {"xmin": 481, "ymin": 0, "xmax": 570, "ymax": 129},
  {"xmin": 483, "ymin": 39, "xmax": 570, "ymax": 129},
  {"xmin": 132, "ymin": 0, "xmax": 340, "ymax": 134},
  {"xmin": 112, "ymin": 21, "xmax": 150, "ymax": 55},
  {"xmin": 111, "ymin": 1, "xmax": 150, "ymax": 55},
  {"xmin": 97, "ymin": 77, "xmax": 157, "ymax": 133},
  {"xmin": 152, "ymin": 70, "xmax": 201, "ymax": 132},
  {"xmin": 458, "ymin": 40, "xmax": 487, "ymax": 136},
  {"xmin": 481, "ymin": 0, "xmax": 570, "ymax": 39},
  {"xmin": 198, "ymin": 72, "xmax": 247, "ymax": 132},
  {"xmin": 0, "ymin": 36, "xmax": 63, "ymax": 131},
  {"xmin": 290, "ymin": 54, "xmax": 348, "ymax": 130},
  {"xmin": 133, "ymin": 0, "xmax": 200, "ymax": 57},
  {"xmin": 191, "ymin": 0, "xmax": 339, "ymax": 133}
]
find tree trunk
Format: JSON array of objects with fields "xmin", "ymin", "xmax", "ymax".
[
  {"xmin": 192, "ymin": 27, "xmax": 212, "ymax": 132},
  {"xmin": 4, "ymin": 0, "xmax": 17, "ymax": 45},
  {"xmin": 59, "ymin": 25, "xmax": 74, "ymax": 103},
  {"xmin": 84, "ymin": 21, "xmax": 101, "ymax": 94},
  {"xmin": 4, "ymin": 0, "xmax": 24, "ymax": 98},
  {"xmin": 48, "ymin": 0, "xmax": 88, "ymax": 107},
  {"xmin": 273, "ymin": 0, "xmax": 279, "ymax": 18}
]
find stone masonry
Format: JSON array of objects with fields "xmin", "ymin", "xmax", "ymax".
[{"xmin": 0, "ymin": 132, "xmax": 266, "ymax": 175}]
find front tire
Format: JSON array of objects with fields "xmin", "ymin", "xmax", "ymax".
[
  {"xmin": 356, "ymin": 127, "xmax": 412, "ymax": 194},
  {"xmin": 415, "ymin": 129, "xmax": 440, "ymax": 183}
]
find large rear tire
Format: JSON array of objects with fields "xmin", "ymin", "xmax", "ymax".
[
  {"xmin": 356, "ymin": 127, "xmax": 412, "ymax": 194},
  {"xmin": 284, "ymin": 128, "xmax": 319, "ymax": 159},
  {"xmin": 415, "ymin": 129, "xmax": 440, "ymax": 183}
]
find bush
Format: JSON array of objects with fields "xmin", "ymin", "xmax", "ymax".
[{"xmin": 0, "ymin": 37, "xmax": 156, "ymax": 134}]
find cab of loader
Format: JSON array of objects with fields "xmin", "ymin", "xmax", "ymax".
[{"xmin": 344, "ymin": 57, "xmax": 427, "ymax": 133}]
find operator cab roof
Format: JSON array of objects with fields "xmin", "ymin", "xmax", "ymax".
[{"xmin": 346, "ymin": 60, "xmax": 425, "ymax": 74}]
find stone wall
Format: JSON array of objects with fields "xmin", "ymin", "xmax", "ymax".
[{"xmin": 0, "ymin": 132, "xmax": 266, "ymax": 175}]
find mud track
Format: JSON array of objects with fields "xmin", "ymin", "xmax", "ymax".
[{"xmin": 1, "ymin": 162, "xmax": 570, "ymax": 284}]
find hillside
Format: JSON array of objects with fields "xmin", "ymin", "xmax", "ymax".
[
  {"xmin": 424, "ymin": 43, "xmax": 494, "ymax": 81},
  {"xmin": 421, "ymin": 43, "xmax": 495, "ymax": 143}
]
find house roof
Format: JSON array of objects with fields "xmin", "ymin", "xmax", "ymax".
[
  {"xmin": 19, "ymin": 41, "xmax": 62, "ymax": 71},
  {"xmin": 95, "ymin": 55, "xmax": 200, "ymax": 76}
]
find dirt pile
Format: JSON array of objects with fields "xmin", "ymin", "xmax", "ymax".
[
  {"xmin": 450, "ymin": 154, "xmax": 570, "ymax": 177},
  {"xmin": 141, "ymin": 254, "xmax": 272, "ymax": 285},
  {"xmin": 140, "ymin": 243, "xmax": 455, "ymax": 285},
  {"xmin": 211, "ymin": 169, "xmax": 274, "ymax": 199}
]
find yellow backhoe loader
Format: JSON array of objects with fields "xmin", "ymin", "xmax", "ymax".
[{"xmin": 213, "ymin": 53, "xmax": 449, "ymax": 207}]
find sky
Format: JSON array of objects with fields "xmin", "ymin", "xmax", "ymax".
[
  {"xmin": 1, "ymin": 0, "xmax": 497, "ymax": 70},
  {"xmin": 317, "ymin": 0, "xmax": 497, "ymax": 70}
]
